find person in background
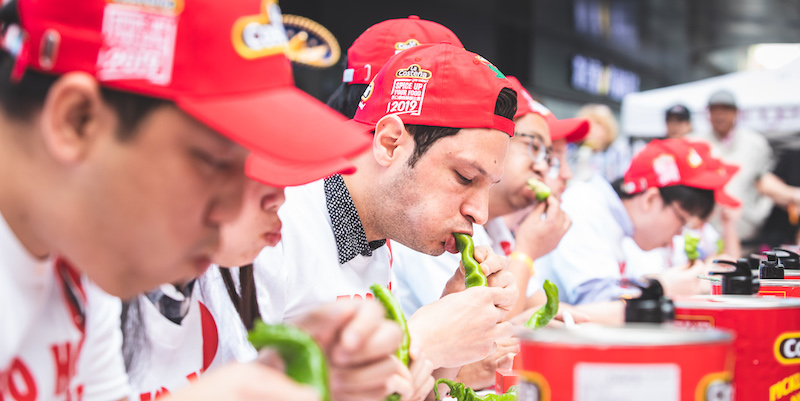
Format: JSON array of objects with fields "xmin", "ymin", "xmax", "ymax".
[
  {"xmin": 665, "ymin": 104, "xmax": 693, "ymax": 139},
  {"xmin": 692, "ymin": 89, "xmax": 800, "ymax": 253},
  {"xmin": 535, "ymin": 139, "xmax": 740, "ymax": 310},
  {"xmin": 572, "ymin": 103, "xmax": 631, "ymax": 183}
]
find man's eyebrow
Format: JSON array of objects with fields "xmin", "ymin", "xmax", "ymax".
[{"xmin": 454, "ymin": 156, "xmax": 502, "ymax": 184}]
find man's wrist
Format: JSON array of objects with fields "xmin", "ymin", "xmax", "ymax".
[{"xmin": 509, "ymin": 251, "xmax": 535, "ymax": 274}]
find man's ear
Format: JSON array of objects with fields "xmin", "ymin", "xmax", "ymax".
[
  {"xmin": 640, "ymin": 187, "xmax": 663, "ymax": 213},
  {"xmin": 372, "ymin": 114, "xmax": 411, "ymax": 167},
  {"xmin": 39, "ymin": 72, "xmax": 116, "ymax": 164}
]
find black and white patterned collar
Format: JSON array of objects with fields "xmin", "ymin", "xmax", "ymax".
[{"xmin": 324, "ymin": 174, "xmax": 386, "ymax": 264}]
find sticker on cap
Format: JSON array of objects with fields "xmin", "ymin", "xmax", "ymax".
[
  {"xmin": 394, "ymin": 38, "xmax": 421, "ymax": 54},
  {"xmin": 653, "ymin": 154, "xmax": 681, "ymax": 186},
  {"xmin": 475, "ymin": 55, "xmax": 505, "ymax": 79},
  {"xmin": 386, "ymin": 64, "xmax": 431, "ymax": 116},
  {"xmin": 96, "ymin": 3, "xmax": 179, "ymax": 85},
  {"xmin": 688, "ymin": 148, "xmax": 703, "ymax": 168},
  {"xmin": 109, "ymin": 0, "xmax": 185, "ymax": 14},
  {"xmin": 231, "ymin": 0, "xmax": 288, "ymax": 60}
]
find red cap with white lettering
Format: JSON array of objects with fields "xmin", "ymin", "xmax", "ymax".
[
  {"xmin": 506, "ymin": 76, "xmax": 589, "ymax": 143},
  {"xmin": 8, "ymin": 0, "xmax": 371, "ymax": 186},
  {"xmin": 343, "ymin": 15, "xmax": 463, "ymax": 85},
  {"xmin": 353, "ymin": 43, "xmax": 515, "ymax": 136},
  {"xmin": 622, "ymin": 138, "xmax": 740, "ymax": 208}
]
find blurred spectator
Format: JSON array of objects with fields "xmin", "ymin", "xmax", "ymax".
[
  {"xmin": 692, "ymin": 89, "xmax": 800, "ymax": 249},
  {"xmin": 572, "ymin": 104, "xmax": 631, "ymax": 182},
  {"xmin": 665, "ymin": 104, "xmax": 692, "ymax": 139}
]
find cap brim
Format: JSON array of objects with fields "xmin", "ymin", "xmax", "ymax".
[
  {"xmin": 177, "ymin": 87, "xmax": 372, "ymax": 186},
  {"xmin": 549, "ymin": 118, "xmax": 589, "ymax": 143},
  {"xmin": 246, "ymin": 153, "xmax": 356, "ymax": 187},
  {"xmin": 684, "ymin": 162, "xmax": 741, "ymax": 208}
]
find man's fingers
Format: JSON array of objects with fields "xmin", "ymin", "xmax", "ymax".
[
  {"xmin": 332, "ymin": 313, "xmax": 402, "ymax": 366},
  {"xmin": 330, "ymin": 357, "xmax": 413, "ymax": 401},
  {"xmin": 334, "ymin": 301, "xmax": 386, "ymax": 354}
]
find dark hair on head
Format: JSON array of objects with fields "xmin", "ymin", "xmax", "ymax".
[
  {"xmin": 611, "ymin": 178, "xmax": 716, "ymax": 220},
  {"xmin": 1, "ymin": 0, "xmax": 170, "ymax": 139},
  {"xmin": 326, "ymin": 82, "xmax": 368, "ymax": 119},
  {"xmin": 405, "ymin": 87, "xmax": 517, "ymax": 167}
]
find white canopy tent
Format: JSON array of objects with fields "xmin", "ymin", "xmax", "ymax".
[{"xmin": 621, "ymin": 58, "xmax": 800, "ymax": 138}]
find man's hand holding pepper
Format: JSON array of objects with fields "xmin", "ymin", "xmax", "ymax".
[
  {"xmin": 292, "ymin": 300, "xmax": 427, "ymax": 401},
  {"xmin": 409, "ymin": 245, "xmax": 518, "ymax": 369}
]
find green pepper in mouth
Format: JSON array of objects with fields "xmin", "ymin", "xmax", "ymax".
[
  {"xmin": 454, "ymin": 233, "xmax": 488, "ymax": 288},
  {"xmin": 526, "ymin": 178, "xmax": 551, "ymax": 202}
]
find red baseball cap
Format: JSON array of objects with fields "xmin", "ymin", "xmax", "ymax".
[
  {"xmin": 11, "ymin": 0, "xmax": 371, "ymax": 187},
  {"xmin": 343, "ymin": 15, "xmax": 463, "ymax": 85},
  {"xmin": 506, "ymin": 76, "xmax": 588, "ymax": 143},
  {"xmin": 622, "ymin": 138, "xmax": 740, "ymax": 208},
  {"xmin": 353, "ymin": 43, "xmax": 515, "ymax": 136}
]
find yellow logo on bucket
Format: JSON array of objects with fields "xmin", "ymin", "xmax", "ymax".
[
  {"xmin": 231, "ymin": 0, "xmax": 288, "ymax": 60},
  {"xmin": 694, "ymin": 371, "xmax": 732, "ymax": 401},
  {"xmin": 775, "ymin": 331, "xmax": 800, "ymax": 365},
  {"xmin": 518, "ymin": 371, "xmax": 551, "ymax": 401}
]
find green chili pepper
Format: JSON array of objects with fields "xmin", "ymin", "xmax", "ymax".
[
  {"xmin": 684, "ymin": 232, "xmax": 701, "ymax": 261},
  {"xmin": 716, "ymin": 238, "xmax": 725, "ymax": 255},
  {"xmin": 524, "ymin": 279, "xmax": 559, "ymax": 329},
  {"xmin": 527, "ymin": 178, "xmax": 551, "ymax": 202},
  {"xmin": 370, "ymin": 284, "xmax": 410, "ymax": 365},
  {"xmin": 248, "ymin": 320, "xmax": 330, "ymax": 401},
  {"xmin": 434, "ymin": 378, "xmax": 517, "ymax": 401},
  {"xmin": 454, "ymin": 233, "xmax": 488, "ymax": 288}
]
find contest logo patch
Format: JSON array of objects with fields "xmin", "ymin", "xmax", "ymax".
[
  {"xmin": 518, "ymin": 371, "xmax": 551, "ymax": 401},
  {"xmin": 695, "ymin": 371, "xmax": 733, "ymax": 401},
  {"xmin": 653, "ymin": 154, "xmax": 681, "ymax": 186},
  {"xmin": 282, "ymin": 14, "xmax": 340, "ymax": 68},
  {"xmin": 96, "ymin": 1, "xmax": 179, "ymax": 85},
  {"xmin": 387, "ymin": 65, "xmax": 431, "ymax": 116},
  {"xmin": 394, "ymin": 38, "xmax": 421, "ymax": 53},
  {"xmin": 231, "ymin": 0, "xmax": 288, "ymax": 60},
  {"xmin": 775, "ymin": 332, "xmax": 800, "ymax": 365}
]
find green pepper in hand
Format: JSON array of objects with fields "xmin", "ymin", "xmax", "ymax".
[
  {"xmin": 454, "ymin": 233, "xmax": 488, "ymax": 288},
  {"xmin": 527, "ymin": 178, "xmax": 551, "ymax": 202},
  {"xmin": 370, "ymin": 284, "xmax": 410, "ymax": 366},
  {"xmin": 524, "ymin": 279, "xmax": 559, "ymax": 329},
  {"xmin": 248, "ymin": 320, "xmax": 330, "ymax": 401},
  {"xmin": 434, "ymin": 378, "xmax": 517, "ymax": 401},
  {"xmin": 684, "ymin": 232, "xmax": 701, "ymax": 261}
]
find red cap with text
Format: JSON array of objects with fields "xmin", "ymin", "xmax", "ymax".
[
  {"xmin": 9, "ymin": 0, "xmax": 370, "ymax": 187},
  {"xmin": 343, "ymin": 15, "xmax": 463, "ymax": 85},
  {"xmin": 506, "ymin": 76, "xmax": 589, "ymax": 143},
  {"xmin": 353, "ymin": 43, "xmax": 515, "ymax": 136},
  {"xmin": 622, "ymin": 138, "xmax": 740, "ymax": 208}
]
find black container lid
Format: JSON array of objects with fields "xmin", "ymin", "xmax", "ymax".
[
  {"xmin": 710, "ymin": 258, "xmax": 760, "ymax": 295},
  {"xmin": 760, "ymin": 251, "xmax": 785, "ymax": 279},
  {"xmin": 623, "ymin": 278, "xmax": 675, "ymax": 324}
]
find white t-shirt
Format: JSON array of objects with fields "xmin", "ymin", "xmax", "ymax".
[
  {"xmin": 0, "ymin": 213, "xmax": 129, "ymax": 401},
  {"xmin": 392, "ymin": 217, "xmax": 527, "ymax": 316},
  {"xmin": 127, "ymin": 266, "xmax": 257, "ymax": 400},
  {"xmin": 535, "ymin": 175, "xmax": 636, "ymax": 304},
  {"xmin": 253, "ymin": 179, "xmax": 393, "ymax": 323}
]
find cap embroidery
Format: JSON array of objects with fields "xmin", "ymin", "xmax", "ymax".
[
  {"xmin": 231, "ymin": 0, "xmax": 288, "ymax": 60},
  {"xmin": 475, "ymin": 55, "xmax": 505, "ymax": 79},
  {"xmin": 96, "ymin": 3, "xmax": 179, "ymax": 85},
  {"xmin": 395, "ymin": 64, "xmax": 432, "ymax": 79},
  {"xmin": 653, "ymin": 154, "xmax": 680, "ymax": 186},
  {"xmin": 687, "ymin": 148, "xmax": 703, "ymax": 168},
  {"xmin": 394, "ymin": 38, "xmax": 421, "ymax": 54},
  {"xmin": 361, "ymin": 81, "xmax": 374, "ymax": 101}
]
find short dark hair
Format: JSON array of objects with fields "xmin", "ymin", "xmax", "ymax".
[
  {"xmin": 1, "ymin": 1, "xmax": 169, "ymax": 140},
  {"xmin": 326, "ymin": 82, "xmax": 367, "ymax": 119},
  {"xmin": 612, "ymin": 178, "xmax": 716, "ymax": 220}
]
